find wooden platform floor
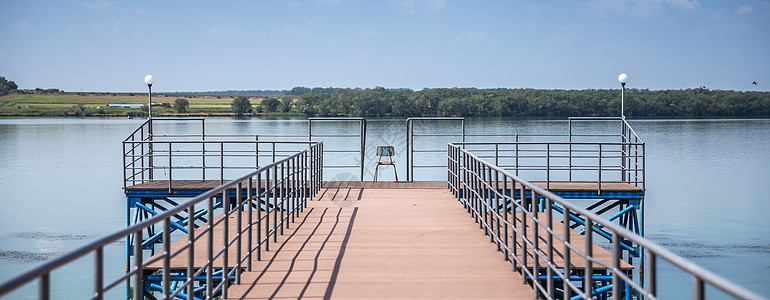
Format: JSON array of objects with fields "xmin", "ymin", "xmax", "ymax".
[
  {"xmin": 142, "ymin": 186, "xmax": 635, "ymax": 299},
  {"xmin": 225, "ymin": 188, "xmax": 531, "ymax": 299},
  {"xmin": 126, "ymin": 180, "xmax": 642, "ymax": 193}
]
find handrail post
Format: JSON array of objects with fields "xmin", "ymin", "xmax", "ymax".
[
  {"xmin": 308, "ymin": 119, "xmax": 312, "ymax": 141},
  {"xmin": 206, "ymin": 197, "xmax": 213, "ymax": 299},
  {"xmin": 511, "ymin": 176, "xmax": 517, "ymax": 269},
  {"xmin": 520, "ymin": 185, "xmax": 528, "ymax": 284},
  {"xmin": 694, "ymin": 277, "xmax": 705, "ymax": 300},
  {"xmin": 186, "ymin": 205, "xmax": 195, "ymax": 299},
  {"xmin": 280, "ymin": 162, "xmax": 285, "ymax": 235},
  {"xmin": 646, "ymin": 250, "xmax": 656, "ymax": 298},
  {"xmin": 621, "ymin": 119, "xmax": 627, "ymax": 182},
  {"xmin": 584, "ymin": 218, "xmax": 593, "ymax": 299},
  {"xmin": 168, "ymin": 142, "xmax": 173, "ymax": 194},
  {"xmin": 598, "ymin": 144, "xmax": 603, "ymax": 195},
  {"xmin": 495, "ymin": 169, "xmax": 502, "ymax": 254},
  {"xmin": 247, "ymin": 178, "xmax": 253, "ymax": 271},
  {"xmin": 360, "ymin": 119, "xmax": 366, "ymax": 181},
  {"xmin": 39, "ymin": 272, "xmax": 49, "ymax": 300},
  {"xmin": 94, "ymin": 247, "xmax": 103, "ymax": 300},
  {"xmin": 123, "ymin": 142, "xmax": 128, "ymax": 191},
  {"xmin": 567, "ymin": 118, "xmax": 572, "ymax": 181},
  {"xmin": 486, "ymin": 165, "xmax": 492, "ymax": 239},
  {"xmin": 405, "ymin": 118, "xmax": 410, "ymax": 181},
  {"xmin": 133, "ymin": 229, "xmax": 142, "ymax": 300},
  {"xmin": 273, "ymin": 166, "xmax": 278, "ymax": 242},
  {"xmin": 257, "ymin": 172, "xmax": 263, "ymax": 260},
  {"xmin": 515, "ymin": 135, "xmax": 519, "ymax": 177},
  {"xmin": 220, "ymin": 142, "xmax": 225, "ymax": 185},
  {"xmin": 236, "ymin": 182, "xmax": 243, "ymax": 285},
  {"xmin": 546, "ymin": 196, "xmax": 554, "ymax": 298},
  {"xmin": 546, "ymin": 143, "xmax": 550, "ymax": 190},
  {"xmin": 612, "ymin": 231, "xmax": 621, "ymax": 300},
  {"xmin": 203, "ymin": 125, "xmax": 206, "ymax": 181},
  {"xmin": 532, "ymin": 190, "xmax": 540, "ymax": 298},
  {"xmin": 563, "ymin": 206, "xmax": 571, "ymax": 300},
  {"xmin": 162, "ymin": 219, "xmax": 171, "ymax": 298},
  {"xmin": 222, "ymin": 189, "xmax": 229, "ymax": 299},
  {"xmin": 148, "ymin": 121, "xmax": 154, "ymax": 181},
  {"xmin": 141, "ymin": 128, "xmax": 145, "ymax": 183}
]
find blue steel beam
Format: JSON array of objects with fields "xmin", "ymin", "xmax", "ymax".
[
  {"xmin": 136, "ymin": 203, "xmax": 189, "ymax": 233},
  {"xmin": 552, "ymin": 204, "xmax": 638, "ymax": 255}
]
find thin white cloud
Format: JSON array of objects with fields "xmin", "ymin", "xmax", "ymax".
[
  {"xmin": 388, "ymin": 0, "xmax": 447, "ymax": 14},
  {"xmin": 388, "ymin": 0, "xmax": 415, "ymax": 13},
  {"xmin": 425, "ymin": 0, "xmax": 447, "ymax": 11},
  {"xmin": 12, "ymin": 20, "xmax": 30, "ymax": 29},
  {"xmin": 134, "ymin": 8, "xmax": 161, "ymax": 16},
  {"xmin": 209, "ymin": 27, "xmax": 245, "ymax": 37},
  {"xmin": 209, "ymin": 27, "xmax": 225, "ymax": 37},
  {"xmin": 589, "ymin": 0, "xmax": 699, "ymax": 14},
  {"xmin": 664, "ymin": 0, "xmax": 699, "ymax": 11},
  {"xmin": 288, "ymin": 2, "xmax": 304, "ymax": 9},
  {"xmin": 83, "ymin": 0, "xmax": 123, "ymax": 12},
  {"xmin": 548, "ymin": 22, "xmax": 589, "ymax": 44},
  {"xmin": 455, "ymin": 30, "xmax": 498, "ymax": 46},
  {"xmin": 735, "ymin": 5, "xmax": 753, "ymax": 15},
  {"xmin": 355, "ymin": 26, "xmax": 381, "ymax": 38},
  {"xmin": 314, "ymin": 0, "xmax": 342, "ymax": 5},
  {"xmin": 263, "ymin": 26, "xmax": 309, "ymax": 38}
]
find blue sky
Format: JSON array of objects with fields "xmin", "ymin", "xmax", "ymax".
[{"xmin": 1, "ymin": 0, "xmax": 768, "ymax": 92}]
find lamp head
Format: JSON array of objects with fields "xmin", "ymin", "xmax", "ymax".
[
  {"xmin": 144, "ymin": 74, "xmax": 154, "ymax": 86},
  {"xmin": 618, "ymin": 73, "xmax": 628, "ymax": 86}
]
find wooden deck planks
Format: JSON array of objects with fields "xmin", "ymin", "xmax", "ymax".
[
  {"xmin": 225, "ymin": 189, "xmax": 532, "ymax": 299},
  {"xmin": 140, "ymin": 186, "xmax": 636, "ymax": 299}
]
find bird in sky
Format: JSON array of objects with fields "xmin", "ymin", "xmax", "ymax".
[{"xmin": 752, "ymin": 81, "xmax": 758, "ymax": 85}]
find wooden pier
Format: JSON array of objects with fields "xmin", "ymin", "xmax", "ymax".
[{"xmin": 144, "ymin": 182, "xmax": 634, "ymax": 299}]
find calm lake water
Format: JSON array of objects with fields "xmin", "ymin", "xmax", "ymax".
[{"xmin": 0, "ymin": 117, "xmax": 768, "ymax": 299}]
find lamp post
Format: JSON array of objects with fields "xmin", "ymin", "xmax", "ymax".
[
  {"xmin": 618, "ymin": 73, "xmax": 628, "ymax": 119},
  {"xmin": 144, "ymin": 75, "xmax": 155, "ymax": 177},
  {"xmin": 144, "ymin": 74, "xmax": 154, "ymax": 119}
]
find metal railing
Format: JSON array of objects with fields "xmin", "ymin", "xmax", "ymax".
[
  {"xmin": 308, "ymin": 117, "xmax": 366, "ymax": 180},
  {"xmin": 0, "ymin": 142, "xmax": 324, "ymax": 300},
  {"xmin": 447, "ymin": 144, "xmax": 764, "ymax": 300},
  {"xmin": 408, "ymin": 117, "xmax": 645, "ymax": 188},
  {"xmin": 123, "ymin": 139, "xmax": 321, "ymax": 193},
  {"xmin": 406, "ymin": 117, "xmax": 464, "ymax": 181},
  {"xmin": 453, "ymin": 141, "xmax": 644, "ymax": 193},
  {"xmin": 123, "ymin": 118, "xmax": 366, "ymax": 190}
]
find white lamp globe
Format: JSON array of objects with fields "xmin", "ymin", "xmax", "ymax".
[
  {"xmin": 618, "ymin": 73, "xmax": 628, "ymax": 84},
  {"xmin": 144, "ymin": 74, "xmax": 155, "ymax": 85}
]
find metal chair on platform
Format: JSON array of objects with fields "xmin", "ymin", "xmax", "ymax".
[{"xmin": 374, "ymin": 146, "xmax": 398, "ymax": 182}]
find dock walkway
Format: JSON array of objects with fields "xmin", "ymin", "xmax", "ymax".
[
  {"xmin": 144, "ymin": 182, "xmax": 635, "ymax": 299},
  {"xmin": 224, "ymin": 187, "xmax": 530, "ymax": 299}
]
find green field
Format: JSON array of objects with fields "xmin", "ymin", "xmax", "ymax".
[{"xmin": 0, "ymin": 93, "xmax": 260, "ymax": 117}]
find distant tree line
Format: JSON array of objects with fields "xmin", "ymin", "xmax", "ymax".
[
  {"xmin": 171, "ymin": 90, "xmax": 285, "ymax": 96},
  {"xmin": 287, "ymin": 87, "xmax": 770, "ymax": 117},
  {"xmin": 285, "ymin": 87, "xmax": 337, "ymax": 96},
  {"xmin": 285, "ymin": 86, "xmax": 411, "ymax": 96},
  {"xmin": 3, "ymin": 74, "xmax": 769, "ymax": 117},
  {"xmin": 0, "ymin": 76, "xmax": 19, "ymax": 96}
]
